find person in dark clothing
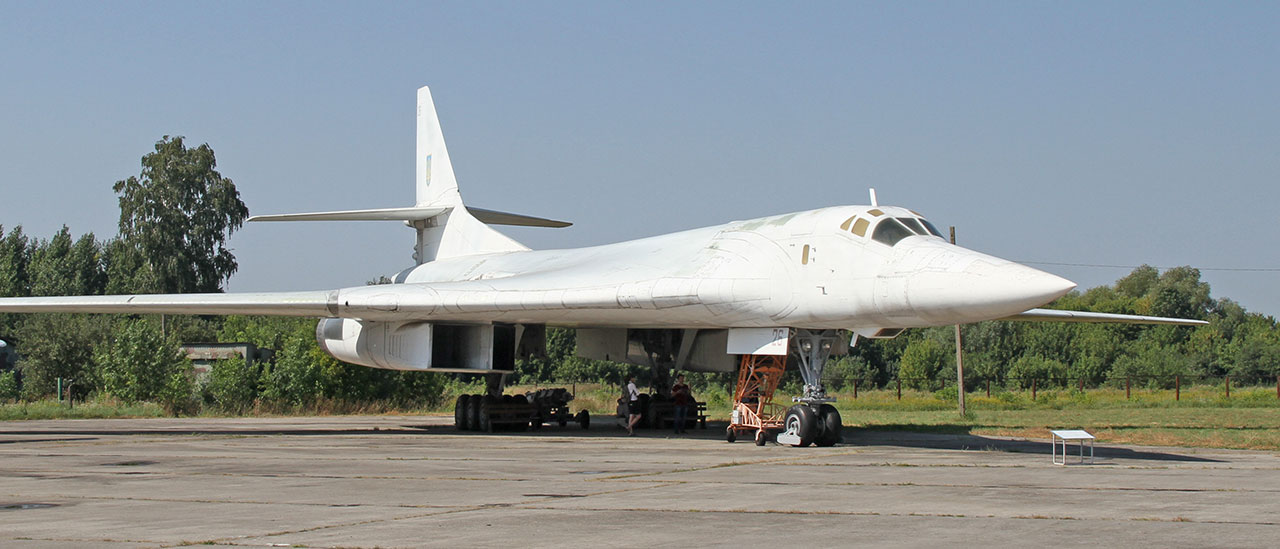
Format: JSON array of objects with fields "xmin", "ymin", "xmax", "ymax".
[{"xmin": 671, "ymin": 374, "xmax": 692, "ymax": 434}]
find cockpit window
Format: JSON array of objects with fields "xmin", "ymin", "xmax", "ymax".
[
  {"xmin": 898, "ymin": 217, "xmax": 928, "ymax": 236},
  {"xmin": 871, "ymin": 218, "xmax": 915, "ymax": 246},
  {"xmin": 919, "ymin": 218, "xmax": 944, "ymax": 237}
]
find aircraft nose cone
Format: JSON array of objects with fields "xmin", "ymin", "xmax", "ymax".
[
  {"xmin": 957, "ymin": 260, "xmax": 1077, "ymax": 316},
  {"xmin": 875, "ymin": 244, "xmax": 1077, "ymax": 324}
]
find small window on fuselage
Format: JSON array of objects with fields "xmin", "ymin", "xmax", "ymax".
[{"xmin": 871, "ymin": 218, "xmax": 914, "ymax": 246}]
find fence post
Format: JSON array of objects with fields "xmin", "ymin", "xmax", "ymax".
[
  {"xmin": 853, "ymin": 379, "xmax": 858, "ymax": 400},
  {"xmin": 1225, "ymin": 376, "xmax": 1230, "ymax": 399},
  {"xmin": 1175, "ymin": 375, "xmax": 1180, "ymax": 401},
  {"xmin": 897, "ymin": 378, "xmax": 902, "ymax": 401},
  {"xmin": 1031, "ymin": 379, "xmax": 1037, "ymax": 400},
  {"xmin": 1126, "ymin": 377, "xmax": 1131, "ymax": 400},
  {"xmin": 1276, "ymin": 375, "xmax": 1279, "ymax": 400},
  {"xmin": 1078, "ymin": 377, "xmax": 1084, "ymax": 392},
  {"xmin": 986, "ymin": 379, "xmax": 991, "ymax": 398}
]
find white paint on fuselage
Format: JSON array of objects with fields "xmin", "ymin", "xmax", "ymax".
[{"xmin": 366, "ymin": 204, "xmax": 1075, "ymax": 331}]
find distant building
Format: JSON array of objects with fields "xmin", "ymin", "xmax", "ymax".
[{"xmin": 180, "ymin": 343, "xmax": 274, "ymax": 376}]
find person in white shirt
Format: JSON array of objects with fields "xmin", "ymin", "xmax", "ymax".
[{"xmin": 624, "ymin": 376, "xmax": 642, "ymax": 436}]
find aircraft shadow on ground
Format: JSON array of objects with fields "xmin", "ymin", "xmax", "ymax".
[
  {"xmin": 0, "ymin": 422, "xmax": 1228, "ymax": 463},
  {"xmin": 852, "ymin": 426, "xmax": 1225, "ymax": 463}
]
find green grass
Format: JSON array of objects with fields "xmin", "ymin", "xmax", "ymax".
[
  {"xmin": 6, "ymin": 383, "xmax": 1278, "ymax": 451},
  {"xmin": 823, "ymin": 386, "xmax": 1280, "ymax": 451},
  {"xmin": 0, "ymin": 398, "xmax": 167, "ymax": 420}
]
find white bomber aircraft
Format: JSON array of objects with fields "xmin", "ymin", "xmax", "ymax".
[{"xmin": 0, "ymin": 86, "xmax": 1205, "ymax": 445}]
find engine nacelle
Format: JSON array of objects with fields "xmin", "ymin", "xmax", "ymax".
[{"xmin": 316, "ymin": 318, "xmax": 521, "ymax": 373}]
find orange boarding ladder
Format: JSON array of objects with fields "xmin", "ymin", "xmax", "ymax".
[{"xmin": 726, "ymin": 354, "xmax": 788, "ymax": 445}]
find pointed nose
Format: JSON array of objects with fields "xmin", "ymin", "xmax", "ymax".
[
  {"xmin": 875, "ymin": 244, "xmax": 1077, "ymax": 324},
  {"xmin": 952, "ymin": 260, "xmax": 1077, "ymax": 316}
]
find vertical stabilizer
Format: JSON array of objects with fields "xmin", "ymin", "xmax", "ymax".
[
  {"xmin": 416, "ymin": 86, "xmax": 462, "ymax": 207},
  {"xmin": 412, "ymin": 86, "xmax": 528, "ymax": 262}
]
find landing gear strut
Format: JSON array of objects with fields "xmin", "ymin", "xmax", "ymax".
[{"xmin": 726, "ymin": 329, "xmax": 845, "ymax": 447}]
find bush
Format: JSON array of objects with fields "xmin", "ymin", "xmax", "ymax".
[
  {"xmin": 899, "ymin": 339, "xmax": 950, "ymax": 390},
  {"xmin": 0, "ymin": 370, "xmax": 17, "ymax": 402},
  {"xmin": 94, "ymin": 320, "xmax": 196, "ymax": 413},
  {"xmin": 260, "ymin": 330, "xmax": 326, "ymax": 407},
  {"xmin": 1007, "ymin": 355, "xmax": 1069, "ymax": 388},
  {"xmin": 933, "ymin": 385, "xmax": 958, "ymax": 402},
  {"xmin": 204, "ymin": 356, "xmax": 259, "ymax": 413}
]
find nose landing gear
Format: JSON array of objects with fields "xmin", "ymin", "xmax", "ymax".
[{"xmin": 728, "ymin": 329, "xmax": 846, "ymax": 447}]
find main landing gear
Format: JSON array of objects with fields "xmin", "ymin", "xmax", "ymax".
[{"xmin": 727, "ymin": 329, "xmax": 844, "ymax": 447}]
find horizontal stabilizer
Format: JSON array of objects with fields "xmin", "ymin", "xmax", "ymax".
[
  {"xmin": 466, "ymin": 207, "xmax": 571, "ymax": 228},
  {"xmin": 248, "ymin": 206, "xmax": 450, "ymax": 222},
  {"xmin": 1003, "ymin": 308, "xmax": 1208, "ymax": 326}
]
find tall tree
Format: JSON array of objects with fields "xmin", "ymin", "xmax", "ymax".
[
  {"xmin": 0, "ymin": 225, "xmax": 32, "ymax": 297},
  {"xmin": 112, "ymin": 136, "xmax": 249, "ymax": 294}
]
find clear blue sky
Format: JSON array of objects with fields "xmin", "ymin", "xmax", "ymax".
[{"xmin": 2, "ymin": 2, "xmax": 1277, "ymax": 315}]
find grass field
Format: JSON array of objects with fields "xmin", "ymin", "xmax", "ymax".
[
  {"xmin": 4, "ymin": 383, "xmax": 1277, "ymax": 451},
  {"xmin": 494, "ymin": 382, "xmax": 1280, "ymax": 451}
]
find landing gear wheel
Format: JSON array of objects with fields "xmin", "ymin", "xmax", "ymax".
[
  {"xmin": 454, "ymin": 395, "xmax": 469, "ymax": 431},
  {"xmin": 576, "ymin": 410, "xmax": 590, "ymax": 429},
  {"xmin": 465, "ymin": 394, "xmax": 481, "ymax": 431},
  {"xmin": 725, "ymin": 427, "xmax": 737, "ymax": 443},
  {"xmin": 755, "ymin": 429, "xmax": 767, "ymax": 446},
  {"xmin": 816, "ymin": 404, "xmax": 842, "ymax": 447},
  {"xmin": 784, "ymin": 404, "xmax": 818, "ymax": 447},
  {"xmin": 479, "ymin": 397, "xmax": 494, "ymax": 433}
]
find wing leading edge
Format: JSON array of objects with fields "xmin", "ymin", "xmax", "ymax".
[
  {"xmin": 1002, "ymin": 308, "xmax": 1208, "ymax": 326},
  {"xmin": 0, "ymin": 291, "xmax": 337, "ymax": 317}
]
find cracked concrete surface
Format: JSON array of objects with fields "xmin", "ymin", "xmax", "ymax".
[{"xmin": 1, "ymin": 416, "xmax": 1276, "ymax": 547}]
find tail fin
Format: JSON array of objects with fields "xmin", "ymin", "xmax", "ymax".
[
  {"xmin": 413, "ymin": 86, "xmax": 527, "ymax": 262},
  {"xmin": 250, "ymin": 86, "xmax": 568, "ymax": 265},
  {"xmin": 416, "ymin": 86, "xmax": 461, "ymax": 207}
]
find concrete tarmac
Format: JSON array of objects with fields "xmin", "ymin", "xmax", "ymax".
[{"xmin": 1, "ymin": 415, "xmax": 1277, "ymax": 548}]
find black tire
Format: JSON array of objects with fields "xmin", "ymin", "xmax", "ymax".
[
  {"xmin": 726, "ymin": 427, "xmax": 737, "ymax": 443},
  {"xmin": 577, "ymin": 410, "xmax": 591, "ymax": 429},
  {"xmin": 464, "ymin": 395, "xmax": 480, "ymax": 431},
  {"xmin": 454, "ymin": 395, "xmax": 468, "ymax": 431},
  {"xmin": 479, "ymin": 396, "xmax": 496, "ymax": 433},
  {"xmin": 816, "ymin": 404, "xmax": 842, "ymax": 447},
  {"xmin": 755, "ymin": 429, "xmax": 767, "ymax": 446},
  {"xmin": 784, "ymin": 404, "xmax": 818, "ymax": 447}
]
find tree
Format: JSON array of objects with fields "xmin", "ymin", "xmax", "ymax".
[
  {"xmin": 112, "ymin": 136, "xmax": 249, "ymax": 294},
  {"xmin": 28, "ymin": 227, "xmax": 107, "ymax": 297},
  {"xmin": 16, "ymin": 314, "xmax": 112, "ymax": 400},
  {"xmin": 204, "ymin": 356, "xmax": 259, "ymax": 413},
  {"xmin": 898, "ymin": 338, "xmax": 950, "ymax": 390},
  {"xmin": 94, "ymin": 320, "xmax": 195, "ymax": 412},
  {"xmin": 0, "ymin": 225, "xmax": 32, "ymax": 298}
]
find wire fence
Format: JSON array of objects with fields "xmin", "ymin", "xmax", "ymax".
[{"xmin": 827, "ymin": 374, "xmax": 1280, "ymax": 401}]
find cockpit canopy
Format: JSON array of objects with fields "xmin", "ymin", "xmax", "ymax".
[
  {"xmin": 873, "ymin": 216, "xmax": 943, "ymax": 246},
  {"xmin": 838, "ymin": 209, "xmax": 945, "ymax": 246}
]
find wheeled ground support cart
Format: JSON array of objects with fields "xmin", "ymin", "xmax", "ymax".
[{"xmin": 726, "ymin": 329, "xmax": 844, "ymax": 447}]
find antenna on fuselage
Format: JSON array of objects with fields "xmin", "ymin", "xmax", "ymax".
[{"xmin": 869, "ymin": 188, "xmax": 879, "ymax": 207}]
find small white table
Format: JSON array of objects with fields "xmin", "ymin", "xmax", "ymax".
[{"xmin": 1050, "ymin": 429, "xmax": 1095, "ymax": 465}]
